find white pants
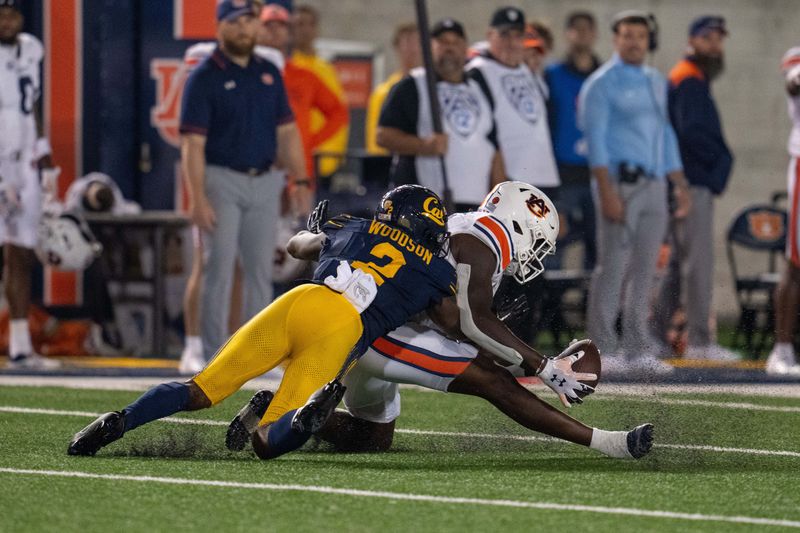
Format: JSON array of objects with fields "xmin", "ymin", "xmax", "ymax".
[
  {"xmin": 0, "ymin": 150, "xmax": 41, "ymax": 248},
  {"xmin": 343, "ymin": 323, "xmax": 479, "ymax": 423}
]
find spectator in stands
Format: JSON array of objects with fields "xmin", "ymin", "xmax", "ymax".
[
  {"xmin": 376, "ymin": 18, "xmax": 501, "ymax": 211},
  {"xmin": 365, "ymin": 23, "xmax": 421, "ymax": 154},
  {"xmin": 180, "ymin": 0, "xmax": 310, "ymax": 361},
  {"xmin": 766, "ymin": 47, "xmax": 800, "ymax": 376},
  {"xmin": 545, "ymin": 11, "xmax": 600, "ymax": 270},
  {"xmin": 578, "ymin": 11, "xmax": 690, "ymax": 374},
  {"xmin": 653, "ymin": 16, "xmax": 736, "ymax": 360},
  {"xmin": 259, "ymin": 4, "xmax": 349, "ymax": 181},
  {"xmin": 291, "ymin": 4, "xmax": 349, "ymax": 177}
]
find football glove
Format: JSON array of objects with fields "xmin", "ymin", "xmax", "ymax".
[
  {"xmin": 538, "ymin": 342, "xmax": 597, "ymax": 408},
  {"xmin": 306, "ymin": 199, "xmax": 328, "ymax": 234}
]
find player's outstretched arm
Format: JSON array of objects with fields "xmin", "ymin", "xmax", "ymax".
[{"xmin": 287, "ymin": 231, "xmax": 326, "ymax": 261}]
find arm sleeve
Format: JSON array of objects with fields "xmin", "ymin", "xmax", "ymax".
[
  {"xmin": 378, "ymin": 77, "xmax": 419, "ymax": 134},
  {"xmin": 179, "ymin": 69, "xmax": 212, "ymax": 135},
  {"xmin": 309, "ymin": 76, "xmax": 350, "ymax": 149},
  {"xmin": 578, "ymin": 77, "xmax": 610, "ymax": 168},
  {"xmin": 273, "ymin": 67, "xmax": 295, "ymax": 126}
]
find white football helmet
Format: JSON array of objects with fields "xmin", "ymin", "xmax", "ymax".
[
  {"xmin": 479, "ymin": 181, "xmax": 559, "ymax": 283},
  {"xmin": 36, "ymin": 212, "xmax": 103, "ymax": 271}
]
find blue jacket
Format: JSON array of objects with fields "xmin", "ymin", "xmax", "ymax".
[{"xmin": 668, "ymin": 58, "xmax": 733, "ymax": 195}]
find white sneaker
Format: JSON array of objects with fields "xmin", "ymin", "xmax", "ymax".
[
  {"xmin": 685, "ymin": 344, "xmax": 741, "ymax": 361},
  {"xmin": 627, "ymin": 353, "xmax": 674, "ymax": 376},
  {"xmin": 178, "ymin": 345, "xmax": 206, "ymax": 375},
  {"xmin": 84, "ymin": 324, "xmax": 127, "ymax": 357},
  {"xmin": 7, "ymin": 353, "xmax": 62, "ymax": 370},
  {"xmin": 601, "ymin": 353, "xmax": 628, "ymax": 376},
  {"xmin": 765, "ymin": 347, "xmax": 800, "ymax": 376}
]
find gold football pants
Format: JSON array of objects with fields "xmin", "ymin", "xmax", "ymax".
[{"xmin": 193, "ymin": 283, "xmax": 363, "ymax": 426}]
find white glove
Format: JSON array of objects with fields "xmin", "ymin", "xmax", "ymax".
[
  {"xmin": 323, "ymin": 260, "xmax": 378, "ymax": 313},
  {"xmin": 0, "ymin": 180, "xmax": 20, "ymax": 218},
  {"xmin": 538, "ymin": 342, "xmax": 597, "ymax": 408}
]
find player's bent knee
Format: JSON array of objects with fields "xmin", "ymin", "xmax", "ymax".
[{"xmin": 185, "ymin": 380, "xmax": 212, "ymax": 410}]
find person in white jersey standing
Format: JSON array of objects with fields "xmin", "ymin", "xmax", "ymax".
[
  {"xmin": 0, "ymin": 0, "xmax": 60, "ymax": 369},
  {"xmin": 766, "ymin": 47, "xmax": 800, "ymax": 376}
]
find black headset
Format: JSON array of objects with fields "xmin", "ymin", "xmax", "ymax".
[{"xmin": 611, "ymin": 10, "xmax": 659, "ymax": 52}]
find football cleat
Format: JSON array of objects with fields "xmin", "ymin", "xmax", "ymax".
[
  {"xmin": 626, "ymin": 423, "xmax": 654, "ymax": 459},
  {"xmin": 67, "ymin": 411, "xmax": 126, "ymax": 456},
  {"xmin": 226, "ymin": 389, "xmax": 274, "ymax": 451},
  {"xmin": 291, "ymin": 380, "xmax": 346, "ymax": 434}
]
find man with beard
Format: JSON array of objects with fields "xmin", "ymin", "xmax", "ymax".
[
  {"xmin": 654, "ymin": 16, "xmax": 736, "ymax": 360},
  {"xmin": 377, "ymin": 18, "xmax": 502, "ymax": 211},
  {"xmin": 180, "ymin": 0, "xmax": 311, "ymax": 360}
]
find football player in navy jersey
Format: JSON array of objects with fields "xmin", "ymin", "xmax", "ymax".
[{"xmin": 68, "ymin": 185, "xmax": 456, "ymax": 460}]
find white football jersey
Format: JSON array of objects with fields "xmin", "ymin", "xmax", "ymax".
[
  {"xmin": 183, "ymin": 42, "xmax": 285, "ymax": 72},
  {"xmin": 0, "ymin": 33, "xmax": 43, "ymax": 157},
  {"xmin": 448, "ymin": 211, "xmax": 514, "ymax": 295},
  {"xmin": 467, "ymin": 55, "xmax": 559, "ymax": 188}
]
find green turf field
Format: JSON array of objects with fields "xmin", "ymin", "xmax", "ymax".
[{"xmin": 1, "ymin": 383, "xmax": 799, "ymax": 532}]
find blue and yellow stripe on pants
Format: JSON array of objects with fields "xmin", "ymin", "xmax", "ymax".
[{"xmin": 193, "ymin": 283, "xmax": 363, "ymax": 426}]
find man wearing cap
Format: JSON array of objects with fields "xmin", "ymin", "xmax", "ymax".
[
  {"xmin": 577, "ymin": 11, "xmax": 690, "ymax": 374},
  {"xmin": 180, "ymin": 0, "xmax": 311, "ymax": 359},
  {"xmin": 0, "ymin": 0, "xmax": 60, "ymax": 369},
  {"xmin": 377, "ymin": 18, "xmax": 501, "ymax": 211},
  {"xmin": 654, "ymin": 16, "xmax": 736, "ymax": 360},
  {"xmin": 467, "ymin": 7, "xmax": 560, "ymax": 197}
]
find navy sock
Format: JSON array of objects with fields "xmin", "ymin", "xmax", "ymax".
[
  {"xmin": 122, "ymin": 381, "xmax": 190, "ymax": 432},
  {"xmin": 263, "ymin": 410, "xmax": 312, "ymax": 459}
]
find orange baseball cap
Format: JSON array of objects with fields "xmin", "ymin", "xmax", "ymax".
[{"xmin": 260, "ymin": 3, "xmax": 290, "ymax": 24}]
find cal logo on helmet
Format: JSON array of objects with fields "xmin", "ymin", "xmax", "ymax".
[{"xmin": 422, "ymin": 196, "xmax": 445, "ymax": 227}]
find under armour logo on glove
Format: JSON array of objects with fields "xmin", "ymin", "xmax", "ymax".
[{"xmin": 537, "ymin": 351, "xmax": 597, "ymax": 408}]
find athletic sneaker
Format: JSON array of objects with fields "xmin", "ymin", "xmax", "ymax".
[
  {"xmin": 7, "ymin": 353, "xmax": 61, "ymax": 370},
  {"xmin": 178, "ymin": 345, "xmax": 205, "ymax": 375},
  {"xmin": 626, "ymin": 423, "xmax": 654, "ymax": 459},
  {"xmin": 685, "ymin": 344, "xmax": 740, "ymax": 361},
  {"xmin": 84, "ymin": 323, "xmax": 127, "ymax": 357},
  {"xmin": 600, "ymin": 353, "xmax": 628, "ymax": 376},
  {"xmin": 67, "ymin": 411, "xmax": 126, "ymax": 456},
  {"xmin": 226, "ymin": 389, "xmax": 274, "ymax": 451},
  {"xmin": 765, "ymin": 346, "xmax": 800, "ymax": 376}
]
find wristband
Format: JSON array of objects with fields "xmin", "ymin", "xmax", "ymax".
[{"xmin": 34, "ymin": 137, "xmax": 52, "ymax": 159}]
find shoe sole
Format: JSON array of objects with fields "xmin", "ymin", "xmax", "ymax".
[
  {"xmin": 627, "ymin": 423, "xmax": 654, "ymax": 459},
  {"xmin": 291, "ymin": 386, "xmax": 346, "ymax": 435},
  {"xmin": 67, "ymin": 413, "xmax": 124, "ymax": 456},
  {"xmin": 226, "ymin": 390, "xmax": 274, "ymax": 451}
]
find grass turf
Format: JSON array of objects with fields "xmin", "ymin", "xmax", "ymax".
[{"xmin": 1, "ymin": 384, "xmax": 799, "ymax": 532}]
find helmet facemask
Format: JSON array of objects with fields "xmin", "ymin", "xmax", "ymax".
[{"xmin": 506, "ymin": 226, "xmax": 555, "ymax": 284}]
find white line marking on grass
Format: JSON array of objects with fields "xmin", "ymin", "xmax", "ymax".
[
  {"xmin": 0, "ymin": 467, "xmax": 798, "ymax": 528},
  {"xmin": 594, "ymin": 397, "xmax": 800, "ymax": 413},
  {"xmin": 3, "ymin": 406, "xmax": 800, "ymax": 459}
]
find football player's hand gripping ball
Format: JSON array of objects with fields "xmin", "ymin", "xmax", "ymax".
[{"xmin": 538, "ymin": 339, "xmax": 597, "ymax": 408}]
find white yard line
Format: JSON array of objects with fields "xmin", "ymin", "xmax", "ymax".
[
  {"xmin": 0, "ymin": 467, "xmax": 797, "ymax": 528},
  {"xmin": 2, "ymin": 406, "xmax": 799, "ymax": 459},
  {"xmin": 2, "ymin": 375, "xmax": 800, "ymax": 398}
]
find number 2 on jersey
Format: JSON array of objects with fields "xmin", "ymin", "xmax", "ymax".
[{"xmin": 352, "ymin": 242, "xmax": 406, "ymax": 286}]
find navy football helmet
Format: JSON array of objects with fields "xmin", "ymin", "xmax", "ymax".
[{"xmin": 375, "ymin": 185, "xmax": 449, "ymax": 256}]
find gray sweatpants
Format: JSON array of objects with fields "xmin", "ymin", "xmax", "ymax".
[
  {"xmin": 587, "ymin": 179, "xmax": 669, "ymax": 355},
  {"xmin": 653, "ymin": 186, "xmax": 714, "ymax": 346},
  {"xmin": 201, "ymin": 165, "xmax": 283, "ymax": 358}
]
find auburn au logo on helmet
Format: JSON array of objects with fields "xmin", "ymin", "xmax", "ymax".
[{"xmin": 526, "ymin": 194, "xmax": 550, "ymax": 219}]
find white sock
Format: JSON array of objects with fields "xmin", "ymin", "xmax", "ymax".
[
  {"xmin": 589, "ymin": 428, "xmax": 632, "ymax": 459},
  {"xmin": 9, "ymin": 319, "xmax": 33, "ymax": 359},
  {"xmin": 185, "ymin": 336, "xmax": 203, "ymax": 358}
]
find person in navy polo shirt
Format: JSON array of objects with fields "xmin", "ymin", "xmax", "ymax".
[{"xmin": 179, "ymin": 0, "xmax": 311, "ymax": 361}]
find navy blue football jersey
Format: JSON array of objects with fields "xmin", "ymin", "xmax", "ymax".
[{"xmin": 314, "ymin": 215, "xmax": 456, "ymax": 354}]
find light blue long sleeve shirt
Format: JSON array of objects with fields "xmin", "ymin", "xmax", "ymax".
[{"xmin": 577, "ymin": 54, "xmax": 682, "ymax": 179}]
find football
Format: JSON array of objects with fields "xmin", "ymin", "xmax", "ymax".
[{"xmin": 566, "ymin": 340, "xmax": 602, "ymax": 390}]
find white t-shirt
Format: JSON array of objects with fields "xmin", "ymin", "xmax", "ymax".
[
  {"xmin": 467, "ymin": 55, "xmax": 559, "ymax": 187},
  {"xmin": 183, "ymin": 42, "xmax": 285, "ymax": 72},
  {"xmin": 785, "ymin": 62, "xmax": 800, "ymax": 157},
  {"xmin": 410, "ymin": 68, "xmax": 496, "ymax": 205},
  {"xmin": 0, "ymin": 33, "xmax": 43, "ymax": 158}
]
